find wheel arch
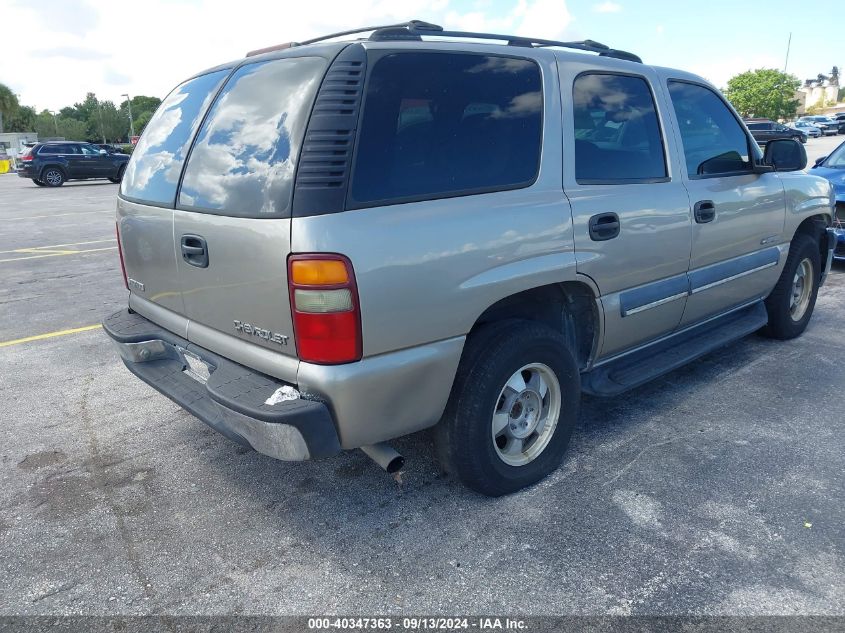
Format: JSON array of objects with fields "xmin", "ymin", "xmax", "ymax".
[
  {"xmin": 39, "ymin": 163, "xmax": 68, "ymax": 180},
  {"xmin": 794, "ymin": 214, "xmax": 830, "ymax": 279},
  {"xmin": 469, "ymin": 281, "xmax": 601, "ymax": 371}
]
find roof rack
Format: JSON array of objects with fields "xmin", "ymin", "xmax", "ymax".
[{"xmin": 247, "ymin": 20, "xmax": 642, "ymax": 63}]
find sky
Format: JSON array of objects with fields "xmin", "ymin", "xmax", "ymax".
[{"xmin": 2, "ymin": 0, "xmax": 842, "ymax": 112}]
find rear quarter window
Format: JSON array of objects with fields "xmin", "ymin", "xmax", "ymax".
[
  {"xmin": 120, "ymin": 69, "xmax": 230, "ymax": 206},
  {"xmin": 350, "ymin": 52, "xmax": 542, "ymax": 207},
  {"xmin": 177, "ymin": 56, "xmax": 327, "ymax": 217}
]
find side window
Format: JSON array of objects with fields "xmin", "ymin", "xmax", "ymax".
[
  {"xmin": 121, "ymin": 69, "xmax": 230, "ymax": 206},
  {"xmin": 81, "ymin": 145, "xmax": 99, "ymax": 155},
  {"xmin": 178, "ymin": 56, "xmax": 327, "ymax": 217},
  {"xmin": 572, "ymin": 73, "xmax": 667, "ymax": 183},
  {"xmin": 350, "ymin": 52, "xmax": 542, "ymax": 206},
  {"xmin": 667, "ymin": 81, "xmax": 752, "ymax": 177},
  {"xmin": 39, "ymin": 145, "xmax": 59, "ymax": 155}
]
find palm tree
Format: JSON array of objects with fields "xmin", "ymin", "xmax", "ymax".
[{"xmin": 0, "ymin": 83, "xmax": 20, "ymax": 134}]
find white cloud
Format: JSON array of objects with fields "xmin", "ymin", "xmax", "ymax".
[
  {"xmin": 4, "ymin": 0, "xmax": 577, "ymax": 113},
  {"xmin": 593, "ymin": 2, "xmax": 621, "ymax": 13}
]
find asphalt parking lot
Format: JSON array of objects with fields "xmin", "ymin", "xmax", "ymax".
[{"xmin": 1, "ymin": 135, "xmax": 844, "ymax": 617}]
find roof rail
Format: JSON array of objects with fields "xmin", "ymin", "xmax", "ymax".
[
  {"xmin": 384, "ymin": 23, "xmax": 642, "ymax": 63},
  {"xmin": 298, "ymin": 20, "xmax": 443, "ymax": 46},
  {"xmin": 246, "ymin": 20, "xmax": 641, "ymax": 63}
]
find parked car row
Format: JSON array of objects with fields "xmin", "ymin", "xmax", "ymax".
[
  {"xmin": 797, "ymin": 115, "xmax": 843, "ymax": 136},
  {"xmin": 745, "ymin": 114, "xmax": 845, "ymax": 146}
]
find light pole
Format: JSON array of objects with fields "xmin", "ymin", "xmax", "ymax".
[
  {"xmin": 121, "ymin": 93, "xmax": 135, "ymax": 142},
  {"xmin": 96, "ymin": 99, "xmax": 106, "ymax": 144},
  {"xmin": 48, "ymin": 110, "xmax": 58, "ymax": 136}
]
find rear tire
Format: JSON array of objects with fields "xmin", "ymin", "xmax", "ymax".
[
  {"xmin": 761, "ymin": 233, "xmax": 820, "ymax": 340},
  {"xmin": 32, "ymin": 179, "xmax": 46, "ymax": 187},
  {"xmin": 41, "ymin": 168, "xmax": 65, "ymax": 187},
  {"xmin": 436, "ymin": 320, "xmax": 580, "ymax": 496}
]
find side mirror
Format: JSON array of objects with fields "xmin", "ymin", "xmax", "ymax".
[
  {"xmin": 814, "ymin": 155, "xmax": 827, "ymax": 167},
  {"xmin": 763, "ymin": 138, "xmax": 807, "ymax": 172},
  {"xmin": 98, "ymin": 149, "xmax": 108, "ymax": 155}
]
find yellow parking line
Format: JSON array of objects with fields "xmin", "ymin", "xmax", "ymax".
[
  {"xmin": 0, "ymin": 324, "xmax": 102, "ymax": 348},
  {"xmin": 0, "ymin": 246, "xmax": 117, "ymax": 263}
]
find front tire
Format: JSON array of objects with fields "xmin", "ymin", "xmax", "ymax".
[
  {"xmin": 108, "ymin": 165, "xmax": 125, "ymax": 184},
  {"xmin": 436, "ymin": 320, "xmax": 580, "ymax": 496},
  {"xmin": 762, "ymin": 233, "xmax": 820, "ymax": 340},
  {"xmin": 41, "ymin": 168, "xmax": 65, "ymax": 187}
]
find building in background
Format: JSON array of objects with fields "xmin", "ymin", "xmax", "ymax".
[
  {"xmin": 0, "ymin": 132, "xmax": 38, "ymax": 172},
  {"xmin": 797, "ymin": 69, "xmax": 841, "ymax": 115}
]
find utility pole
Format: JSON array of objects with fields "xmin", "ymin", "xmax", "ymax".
[
  {"xmin": 48, "ymin": 110, "xmax": 58, "ymax": 136},
  {"xmin": 121, "ymin": 93, "xmax": 135, "ymax": 142},
  {"xmin": 779, "ymin": 32, "xmax": 793, "ymax": 121},
  {"xmin": 783, "ymin": 32, "xmax": 791, "ymax": 73},
  {"xmin": 96, "ymin": 99, "xmax": 106, "ymax": 144}
]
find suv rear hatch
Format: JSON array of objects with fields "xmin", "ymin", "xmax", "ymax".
[{"xmin": 117, "ymin": 52, "xmax": 332, "ymax": 368}]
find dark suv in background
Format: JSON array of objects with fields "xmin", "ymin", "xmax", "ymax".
[
  {"xmin": 745, "ymin": 119, "xmax": 807, "ymax": 144},
  {"xmin": 17, "ymin": 141, "xmax": 130, "ymax": 187}
]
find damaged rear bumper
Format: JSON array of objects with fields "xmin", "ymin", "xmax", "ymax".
[{"xmin": 102, "ymin": 309, "xmax": 341, "ymax": 461}]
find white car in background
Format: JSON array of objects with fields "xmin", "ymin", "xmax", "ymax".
[
  {"xmin": 790, "ymin": 121, "xmax": 822, "ymax": 138},
  {"xmin": 798, "ymin": 115, "xmax": 839, "ymax": 136}
]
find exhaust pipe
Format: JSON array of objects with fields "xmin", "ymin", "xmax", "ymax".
[{"xmin": 361, "ymin": 443, "xmax": 404, "ymax": 474}]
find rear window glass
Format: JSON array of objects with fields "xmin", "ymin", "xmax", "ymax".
[
  {"xmin": 350, "ymin": 52, "xmax": 542, "ymax": 206},
  {"xmin": 40, "ymin": 144, "xmax": 74, "ymax": 154},
  {"xmin": 178, "ymin": 56, "xmax": 327, "ymax": 217},
  {"xmin": 120, "ymin": 69, "xmax": 229, "ymax": 206}
]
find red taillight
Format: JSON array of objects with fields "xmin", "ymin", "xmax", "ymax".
[
  {"xmin": 115, "ymin": 221, "xmax": 128, "ymax": 289},
  {"xmin": 21, "ymin": 151, "xmax": 33, "ymax": 162},
  {"xmin": 288, "ymin": 254, "xmax": 362, "ymax": 364}
]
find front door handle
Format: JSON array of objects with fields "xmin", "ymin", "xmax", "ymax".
[
  {"xmin": 694, "ymin": 200, "xmax": 716, "ymax": 224},
  {"xmin": 588, "ymin": 212, "xmax": 620, "ymax": 241},
  {"xmin": 180, "ymin": 234, "xmax": 209, "ymax": 268}
]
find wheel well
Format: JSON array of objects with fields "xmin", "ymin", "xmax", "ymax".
[
  {"xmin": 471, "ymin": 282, "xmax": 599, "ymax": 370},
  {"xmin": 794, "ymin": 215, "xmax": 829, "ymax": 276}
]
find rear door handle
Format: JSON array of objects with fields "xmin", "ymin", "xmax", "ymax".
[
  {"xmin": 180, "ymin": 234, "xmax": 209, "ymax": 268},
  {"xmin": 588, "ymin": 212, "xmax": 620, "ymax": 241},
  {"xmin": 694, "ymin": 200, "xmax": 716, "ymax": 224}
]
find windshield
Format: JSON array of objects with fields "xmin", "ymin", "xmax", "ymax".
[{"xmin": 824, "ymin": 143, "xmax": 845, "ymax": 168}]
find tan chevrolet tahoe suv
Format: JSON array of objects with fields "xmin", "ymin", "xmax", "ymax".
[{"xmin": 104, "ymin": 21, "xmax": 837, "ymax": 496}]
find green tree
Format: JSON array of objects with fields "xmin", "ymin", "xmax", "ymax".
[
  {"xmin": 133, "ymin": 110, "xmax": 154, "ymax": 135},
  {"xmin": 56, "ymin": 117, "xmax": 88, "ymax": 141},
  {"xmin": 98, "ymin": 101, "xmax": 127, "ymax": 142},
  {"xmin": 119, "ymin": 95, "xmax": 161, "ymax": 140},
  {"xmin": 5, "ymin": 104, "xmax": 36, "ymax": 132},
  {"xmin": 725, "ymin": 69, "xmax": 801, "ymax": 120},
  {"xmin": 0, "ymin": 82, "xmax": 20, "ymax": 133},
  {"xmin": 34, "ymin": 110, "xmax": 59, "ymax": 138}
]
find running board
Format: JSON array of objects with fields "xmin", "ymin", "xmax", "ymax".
[{"xmin": 582, "ymin": 302, "xmax": 768, "ymax": 397}]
